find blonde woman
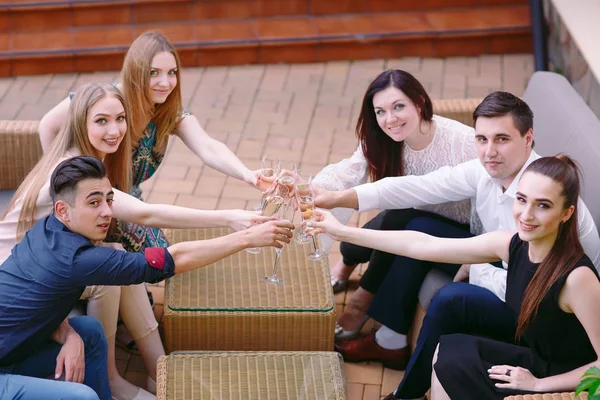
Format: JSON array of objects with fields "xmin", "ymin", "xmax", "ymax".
[
  {"xmin": 39, "ymin": 31, "xmax": 261, "ymax": 252},
  {"xmin": 3, "ymin": 83, "xmax": 270, "ymax": 400}
]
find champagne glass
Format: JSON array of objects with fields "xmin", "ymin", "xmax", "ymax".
[
  {"xmin": 264, "ymin": 199, "xmax": 295, "ymax": 286},
  {"xmin": 261, "ymin": 185, "xmax": 289, "ymax": 217},
  {"xmin": 262, "ymin": 154, "xmax": 280, "ymax": 179},
  {"xmin": 277, "ymin": 160, "xmax": 298, "ymax": 192},
  {"xmin": 248, "ymin": 185, "xmax": 290, "ymax": 255},
  {"xmin": 298, "ymin": 193, "xmax": 325, "ymax": 262},
  {"xmin": 259, "ymin": 154, "xmax": 280, "ymax": 191},
  {"xmin": 245, "ymin": 203, "xmax": 264, "ymax": 255},
  {"xmin": 294, "ymin": 175, "xmax": 313, "ymax": 244}
]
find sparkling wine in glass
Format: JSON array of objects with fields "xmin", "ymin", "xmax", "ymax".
[
  {"xmin": 262, "ymin": 195, "xmax": 284, "ymax": 217},
  {"xmin": 294, "ymin": 176, "xmax": 313, "ymax": 244},
  {"xmin": 261, "ymin": 185, "xmax": 289, "ymax": 216},
  {"xmin": 296, "ymin": 182, "xmax": 311, "ymax": 197},
  {"xmin": 298, "ymin": 194, "xmax": 325, "ymax": 261},
  {"xmin": 277, "ymin": 160, "xmax": 297, "ymax": 189},
  {"xmin": 260, "ymin": 154, "xmax": 280, "ymax": 191}
]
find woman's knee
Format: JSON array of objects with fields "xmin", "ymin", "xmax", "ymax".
[
  {"xmin": 339, "ymin": 240, "xmax": 356, "ymax": 258},
  {"xmin": 82, "ymin": 285, "xmax": 121, "ymax": 301},
  {"xmin": 428, "ymin": 282, "xmax": 468, "ymax": 313},
  {"xmin": 405, "ymin": 216, "xmax": 448, "ymax": 236},
  {"xmin": 340, "ymin": 241, "xmax": 367, "ymax": 265}
]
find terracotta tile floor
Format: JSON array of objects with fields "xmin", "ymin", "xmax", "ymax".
[{"xmin": 1, "ymin": 55, "xmax": 533, "ymax": 399}]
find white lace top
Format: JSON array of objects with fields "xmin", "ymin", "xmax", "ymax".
[{"xmin": 312, "ymin": 115, "xmax": 481, "ymax": 251}]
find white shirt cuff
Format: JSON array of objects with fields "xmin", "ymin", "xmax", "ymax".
[
  {"xmin": 354, "ymin": 184, "xmax": 379, "ymax": 213},
  {"xmin": 469, "ymin": 263, "xmax": 507, "ymax": 302}
]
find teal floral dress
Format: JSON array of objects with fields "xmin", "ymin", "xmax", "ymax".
[
  {"xmin": 108, "ymin": 120, "xmax": 168, "ymax": 252},
  {"xmin": 108, "ymin": 112, "xmax": 191, "ymax": 252}
]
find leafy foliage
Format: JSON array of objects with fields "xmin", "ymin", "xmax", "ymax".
[{"xmin": 576, "ymin": 366, "xmax": 600, "ymax": 399}]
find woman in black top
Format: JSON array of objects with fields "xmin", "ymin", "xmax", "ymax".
[{"xmin": 307, "ymin": 154, "xmax": 600, "ymax": 399}]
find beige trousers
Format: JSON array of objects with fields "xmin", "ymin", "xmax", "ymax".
[{"xmin": 79, "ymin": 283, "xmax": 158, "ymax": 340}]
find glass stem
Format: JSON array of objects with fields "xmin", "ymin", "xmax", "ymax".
[
  {"xmin": 271, "ymin": 248, "xmax": 282, "ymax": 277},
  {"xmin": 311, "ymin": 235, "xmax": 318, "ymax": 252}
]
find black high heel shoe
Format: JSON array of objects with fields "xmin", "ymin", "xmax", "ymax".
[{"xmin": 331, "ymin": 277, "xmax": 349, "ymax": 294}]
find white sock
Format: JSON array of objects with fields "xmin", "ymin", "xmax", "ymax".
[{"xmin": 375, "ymin": 325, "xmax": 407, "ymax": 350}]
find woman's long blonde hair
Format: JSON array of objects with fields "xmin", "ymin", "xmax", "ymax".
[
  {"xmin": 120, "ymin": 31, "xmax": 183, "ymax": 152},
  {"xmin": 1, "ymin": 82, "xmax": 132, "ymax": 240}
]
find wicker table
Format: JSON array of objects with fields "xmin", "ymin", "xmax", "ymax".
[
  {"xmin": 164, "ymin": 228, "xmax": 335, "ymax": 352},
  {"xmin": 157, "ymin": 351, "xmax": 347, "ymax": 400}
]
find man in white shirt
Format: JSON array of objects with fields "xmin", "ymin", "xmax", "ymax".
[{"xmin": 316, "ymin": 91, "xmax": 600, "ymax": 400}]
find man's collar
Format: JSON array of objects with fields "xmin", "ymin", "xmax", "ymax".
[
  {"xmin": 48, "ymin": 213, "xmax": 71, "ymax": 232},
  {"xmin": 492, "ymin": 151, "xmax": 540, "ymax": 198}
]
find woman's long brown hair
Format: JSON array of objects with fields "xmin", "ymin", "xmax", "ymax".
[
  {"xmin": 516, "ymin": 154, "xmax": 583, "ymax": 337},
  {"xmin": 120, "ymin": 31, "xmax": 183, "ymax": 152},
  {"xmin": 356, "ymin": 69, "xmax": 433, "ymax": 182}
]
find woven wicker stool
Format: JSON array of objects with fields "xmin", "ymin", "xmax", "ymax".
[
  {"xmin": 164, "ymin": 228, "xmax": 335, "ymax": 352},
  {"xmin": 156, "ymin": 351, "xmax": 346, "ymax": 400}
]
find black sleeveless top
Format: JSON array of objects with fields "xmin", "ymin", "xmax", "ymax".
[{"xmin": 506, "ymin": 234, "xmax": 598, "ymax": 375}]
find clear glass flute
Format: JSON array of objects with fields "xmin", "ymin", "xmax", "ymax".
[
  {"xmin": 264, "ymin": 200, "xmax": 294, "ymax": 286},
  {"xmin": 294, "ymin": 175, "xmax": 312, "ymax": 244},
  {"xmin": 261, "ymin": 185, "xmax": 289, "ymax": 217},
  {"xmin": 277, "ymin": 160, "xmax": 298, "ymax": 187},
  {"xmin": 297, "ymin": 193, "xmax": 325, "ymax": 262},
  {"xmin": 261, "ymin": 154, "xmax": 280, "ymax": 181}
]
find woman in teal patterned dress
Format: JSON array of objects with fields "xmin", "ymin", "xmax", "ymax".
[{"xmin": 38, "ymin": 32, "xmax": 266, "ymax": 400}]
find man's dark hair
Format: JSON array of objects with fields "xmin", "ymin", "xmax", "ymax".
[
  {"xmin": 50, "ymin": 156, "xmax": 107, "ymax": 204},
  {"xmin": 473, "ymin": 91, "xmax": 534, "ymax": 136}
]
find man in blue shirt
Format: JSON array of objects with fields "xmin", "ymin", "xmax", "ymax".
[{"xmin": 0, "ymin": 156, "xmax": 293, "ymax": 400}]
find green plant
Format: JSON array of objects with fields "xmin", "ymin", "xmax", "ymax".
[{"xmin": 576, "ymin": 366, "xmax": 600, "ymax": 399}]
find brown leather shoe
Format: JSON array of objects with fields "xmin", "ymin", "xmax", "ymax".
[{"xmin": 334, "ymin": 332, "xmax": 409, "ymax": 370}]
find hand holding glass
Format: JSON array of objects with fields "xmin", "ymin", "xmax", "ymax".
[
  {"xmin": 298, "ymin": 194, "xmax": 325, "ymax": 261},
  {"xmin": 246, "ymin": 185, "xmax": 290, "ymax": 255}
]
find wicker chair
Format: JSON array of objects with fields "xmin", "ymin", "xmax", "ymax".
[{"xmin": 0, "ymin": 120, "xmax": 42, "ymax": 191}]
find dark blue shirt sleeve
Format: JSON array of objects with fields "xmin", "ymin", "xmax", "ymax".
[{"xmin": 70, "ymin": 245, "xmax": 175, "ymax": 286}]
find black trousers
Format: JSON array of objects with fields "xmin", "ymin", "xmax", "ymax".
[{"xmin": 340, "ymin": 208, "xmax": 452, "ymax": 293}]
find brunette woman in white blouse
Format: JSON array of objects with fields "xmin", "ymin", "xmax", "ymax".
[{"xmin": 312, "ymin": 69, "xmax": 480, "ymax": 341}]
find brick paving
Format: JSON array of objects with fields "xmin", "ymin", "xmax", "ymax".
[{"xmin": 0, "ymin": 54, "xmax": 533, "ymax": 399}]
